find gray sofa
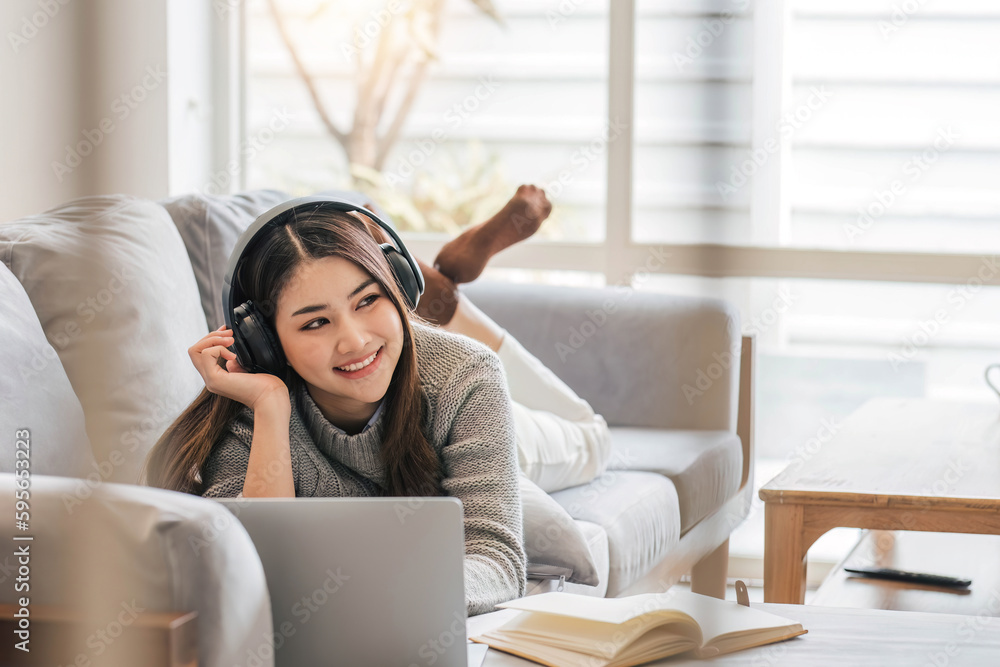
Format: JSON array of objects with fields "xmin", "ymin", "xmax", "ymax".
[{"xmin": 0, "ymin": 191, "xmax": 754, "ymax": 667}]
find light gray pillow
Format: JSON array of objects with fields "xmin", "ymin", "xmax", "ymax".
[
  {"xmin": 0, "ymin": 195, "xmax": 209, "ymax": 484},
  {"xmin": 159, "ymin": 190, "xmax": 289, "ymax": 329},
  {"xmin": 519, "ymin": 474, "xmax": 599, "ymax": 586},
  {"xmin": 0, "ymin": 262, "xmax": 96, "ymax": 478}
]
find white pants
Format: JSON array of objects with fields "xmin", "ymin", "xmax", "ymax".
[{"xmin": 494, "ymin": 330, "xmax": 612, "ymax": 493}]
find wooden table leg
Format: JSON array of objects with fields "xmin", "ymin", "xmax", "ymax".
[{"xmin": 764, "ymin": 502, "xmax": 808, "ymax": 604}]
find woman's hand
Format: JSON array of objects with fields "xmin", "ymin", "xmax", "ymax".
[{"xmin": 189, "ymin": 325, "xmax": 289, "ymax": 412}]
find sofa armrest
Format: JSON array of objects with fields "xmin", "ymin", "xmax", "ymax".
[
  {"xmin": 0, "ymin": 474, "xmax": 273, "ymax": 667},
  {"xmin": 463, "ymin": 281, "xmax": 741, "ymax": 432},
  {"xmin": 737, "ymin": 334, "xmax": 755, "ymax": 492}
]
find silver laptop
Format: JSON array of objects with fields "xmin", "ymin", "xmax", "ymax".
[{"xmin": 214, "ymin": 497, "xmax": 488, "ymax": 667}]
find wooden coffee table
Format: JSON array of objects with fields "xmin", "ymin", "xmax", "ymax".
[
  {"xmin": 759, "ymin": 397, "xmax": 1000, "ymax": 604},
  {"xmin": 470, "ymin": 603, "xmax": 1000, "ymax": 665}
]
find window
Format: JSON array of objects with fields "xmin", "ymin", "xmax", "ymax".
[
  {"xmin": 235, "ymin": 0, "xmax": 1000, "ymax": 578},
  {"xmin": 245, "ymin": 0, "xmax": 609, "ymax": 241}
]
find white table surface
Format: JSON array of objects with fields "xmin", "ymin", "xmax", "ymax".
[{"xmin": 468, "ymin": 602, "xmax": 1000, "ymax": 665}]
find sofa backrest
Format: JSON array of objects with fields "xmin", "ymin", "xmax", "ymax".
[
  {"xmin": 0, "ymin": 195, "xmax": 209, "ymax": 483},
  {"xmin": 159, "ymin": 190, "xmax": 289, "ymax": 329},
  {"xmin": 463, "ymin": 280, "xmax": 741, "ymax": 432}
]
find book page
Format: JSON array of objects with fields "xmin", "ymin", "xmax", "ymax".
[
  {"xmin": 490, "ymin": 591, "xmax": 804, "ymax": 661},
  {"xmin": 491, "ymin": 609, "xmax": 698, "ymax": 660},
  {"xmin": 666, "ymin": 591, "xmax": 804, "ymax": 650},
  {"xmin": 496, "ymin": 591, "xmax": 695, "ymax": 626}
]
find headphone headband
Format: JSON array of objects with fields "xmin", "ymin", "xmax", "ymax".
[
  {"xmin": 220, "ymin": 195, "xmax": 425, "ymax": 375},
  {"xmin": 222, "ymin": 195, "xmax": 424, "ymax": 332}
]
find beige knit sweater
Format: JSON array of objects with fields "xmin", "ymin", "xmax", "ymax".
[{"xmin": 200, "ymin": 321, "xmax": 527, "ymax": 616}]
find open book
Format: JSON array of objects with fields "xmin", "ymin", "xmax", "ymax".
[{"xmin": 470, "ymin": 591, "xmax": 807, "ymax": 666}]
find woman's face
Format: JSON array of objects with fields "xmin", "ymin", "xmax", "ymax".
[{"xmin": 273, "ymin": 255, "xmax": 403, "ymax": 427}]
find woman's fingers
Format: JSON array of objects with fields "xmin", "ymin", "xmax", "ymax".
[
  {"xmin": 226, "ymin": 358, "xmax": 248, "ymax": 373},
  {"xmin": 199, "ymin": 345, "xmax": 240, "ymax": 389},
  {"xmin": 190, "ymin": 334, "xmax": 235, "ymax": 355},
  {"xmin": 192, "ymin": 344, "xmax": 230, "ymax": 373}
]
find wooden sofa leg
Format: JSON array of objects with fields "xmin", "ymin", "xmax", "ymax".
[{"xmin": 690, "ymin": 539, "xmax": 729, "ymax": 599}]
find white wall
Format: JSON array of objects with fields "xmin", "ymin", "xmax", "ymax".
[
  {"xmin": 2, "ymin": 0, "xmax": 88, "ymax": 221},
  {"xmin": 1, "ymin": 0, "xmax": 221, "ymax": 222}
]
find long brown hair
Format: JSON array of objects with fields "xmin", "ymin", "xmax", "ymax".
[{"xmin": 141, "ymin": 206, "xmax": 441, "ymax": 497}]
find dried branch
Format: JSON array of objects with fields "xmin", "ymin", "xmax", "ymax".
[
  {"xmin": 349, "ymin": 9, "xmax": 400, "ymax": 166},
  {"xmin": 467, "ymin": 0, "xmax": 504, "ymax": 26},
  {"xmin": 266, "ymin": 0, "xmax": 349, "ymax": 152},
  {"xmin": 371, "ymin": 43, "xmax": 407, "ymax": 123},
  {"xmin": 374, "ymin": 0, "xmax": 446, "ymax": 169}
]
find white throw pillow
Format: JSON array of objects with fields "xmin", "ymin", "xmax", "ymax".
[
  {"xmin": 519, "ymin": 474, "xmax": 600, "ymax": 586},
  {"xmin": 0, "ymin": 262, "xmax": 96, "ymax": 478},
  {"xmin": 0, "ymin": 195, "xmax": 209, "ymax": 483},
  {"xmin": 159, "ymin": 190, "xmax": 289, "ymax": 329}
]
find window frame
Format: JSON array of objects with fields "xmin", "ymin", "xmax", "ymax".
[{"xmin": 226, "ymin": 0, "xmax": 1000, "ymax": 290}]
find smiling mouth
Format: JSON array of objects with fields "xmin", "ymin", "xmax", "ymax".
[{"xmin": 333, "ymin": 346, "xmax": 383, "ymax": 375}]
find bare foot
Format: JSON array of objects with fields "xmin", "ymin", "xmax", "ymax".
[
  {"xmin": 433, "ymin": 184, "xmax": 552, "ymax": 284},
  {"xmin": 413, "ymin": 259, "xmax": 459, "ymax": 325}
]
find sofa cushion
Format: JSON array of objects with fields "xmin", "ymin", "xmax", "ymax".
[
  {"xmin": 526, "ymin": 519, "xmax": 609, "ymax": 598},
  {"xmin": 519, "ymin": 475, "xmax": 599, "ymax": 586},
  {"xmin": 0, "ymin": 196, "xmax": 209, "ymax": 483},
  {"xmin": 550, "ymin": 471, "xmax": 681, "ymax": 597},
  {"xmin": 0, "ymin": 473, "xmax": 274, "ymax": 667},
  {"xmin": 159, "ymin": 190, "xmax": 289, "ymax": 329},
  {"xmin": 0, "ymin": 263, "xmax": 95, "ymax": 478},
  {"xmin": 608, "ymin": 429, "xmax": 743, "ymax": 533}
]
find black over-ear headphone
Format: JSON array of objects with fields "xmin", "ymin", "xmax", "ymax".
[{"xmin": 221, "ymin": 196, "xmax": 425, "ymax": 376}]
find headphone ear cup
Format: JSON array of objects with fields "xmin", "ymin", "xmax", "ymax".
[
  {"xmin": 232, "ymin": 301, "xmax": 287, "ymax": 376},
  {"xmin": 380, "ymin": 243, "xmax": 422, "ymax": 310}
]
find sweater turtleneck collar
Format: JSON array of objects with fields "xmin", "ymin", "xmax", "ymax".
[{"xmin": 294, "ymin": 380, "xmax": 388, "ymax": 489}]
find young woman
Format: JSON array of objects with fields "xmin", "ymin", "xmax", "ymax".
[{"xmin": 144, "ymin": 187, "xmax": 612, "ymax": 615}]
